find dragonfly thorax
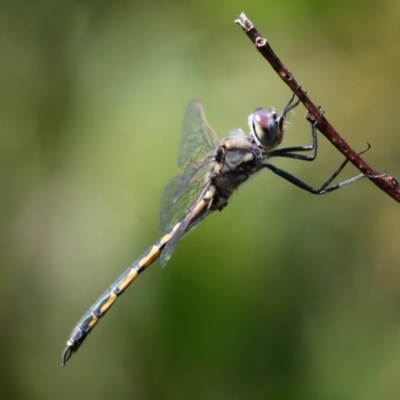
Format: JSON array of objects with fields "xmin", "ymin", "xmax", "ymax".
[
  {"xmin": 212, "ymin": 136, "xmax": 262, "ymax": 192},
  {"xmin": 249, "ymin": 109, "xmax": 283, "ymax": 150}
]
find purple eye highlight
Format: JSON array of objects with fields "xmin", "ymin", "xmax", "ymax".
[{"xmin": 250, "ymin": 109, "xmax": 282, "ymax": 149}]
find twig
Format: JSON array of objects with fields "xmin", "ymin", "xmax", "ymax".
[{"xmin": 235, "ymin": 13, "xmax": 400, "ymax": 203}]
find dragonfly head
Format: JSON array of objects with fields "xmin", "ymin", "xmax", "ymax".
[{"xmin": 248, "ymin": 109, "xmax": 284, "ymax": 150}]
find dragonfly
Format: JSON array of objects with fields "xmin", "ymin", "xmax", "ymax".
[{"xmin": 62, "ymin": 92, "xmax": 373, "ymax": 365}]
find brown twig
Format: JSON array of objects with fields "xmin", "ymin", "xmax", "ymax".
[{"xmin": 235, "ymin": 12, "xmax": 400, "ymax": 203}]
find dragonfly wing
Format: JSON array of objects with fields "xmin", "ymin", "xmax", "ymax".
[
  {"xmin": 158, "ymin": 100, "xmax": 219, "ymax": 238},
  {"xmin": 178, "ymin": 100, "xmax": 219, "ymax": 169},
  {"xmin": 160, "ymin": 182, "xmax": 214, "ymax": 266},
  {"xmin": 158, "ymin": 171, "xmax": 208, "ymax": 236}
]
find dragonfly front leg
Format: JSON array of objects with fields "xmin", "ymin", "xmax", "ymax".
[
  {"xmin": 268, "ymin": 108, "xmax": 323, "ymax": 162},
  {"xmin": 264, "ymin": 144, "xmax": 376, "ymax": 195}
]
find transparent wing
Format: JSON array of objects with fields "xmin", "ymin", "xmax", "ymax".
[
  {"xmin": 177, "ymin": 100, "xmax": 220, "ymax": 169},
  {"xmin": 158, "ymin": 173, "xmax": 207, "ymax": 235},
  {"xmin": 158, "ymin": 100, "xmax": 219, "ymax": 236},
  {"xmin": 159, "ymin": 182, "xmax": 213, "ymax": 266}
]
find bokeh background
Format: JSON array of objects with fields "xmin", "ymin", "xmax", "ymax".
[{"xmin": 1, "ymin": 0, "xmax": 400, "ymax": 399}]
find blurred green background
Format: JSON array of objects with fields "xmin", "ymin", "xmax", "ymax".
[{"xmin": 2, "ymin": 0, "xmax": 400, "ymax": 399}]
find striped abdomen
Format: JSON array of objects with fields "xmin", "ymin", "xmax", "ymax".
[{"xmin": 61, "ymin": 222, "xmax": 180, "ymax": 366}]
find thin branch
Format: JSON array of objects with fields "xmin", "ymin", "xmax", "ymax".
[{"xmin": 235, "ymin": 13, "xmax": 400, "ymax": 203}]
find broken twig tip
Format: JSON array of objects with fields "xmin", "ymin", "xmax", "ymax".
[{"xmin": 235, "ymin": 13, "xmax": 253, "ymax": 30}]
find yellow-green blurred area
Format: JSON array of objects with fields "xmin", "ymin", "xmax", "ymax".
[{"xmin": 2, "ymin": 0, "xmax": 400, "ymax": 398}]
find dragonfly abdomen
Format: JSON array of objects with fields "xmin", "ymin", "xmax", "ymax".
[{"xmin": 61, "ymin": 222, "xmax": 181, "ymax": 366}]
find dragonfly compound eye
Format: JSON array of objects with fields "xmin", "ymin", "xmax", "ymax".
[{"xmin": 250, "ymin": 109, "xmax": 282, "ymax": 149}]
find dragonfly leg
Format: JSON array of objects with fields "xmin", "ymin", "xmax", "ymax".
[
  {"xmin": 275, "ymin": 87, "xmax": 302, "ymax": 135},
  {"xmin": 264, "ymin": 144, "xmax": 379, "ymax": 195},
  {"xmin": 268, "ymin": 107, "xmax": 324, "ymax": 161}
]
